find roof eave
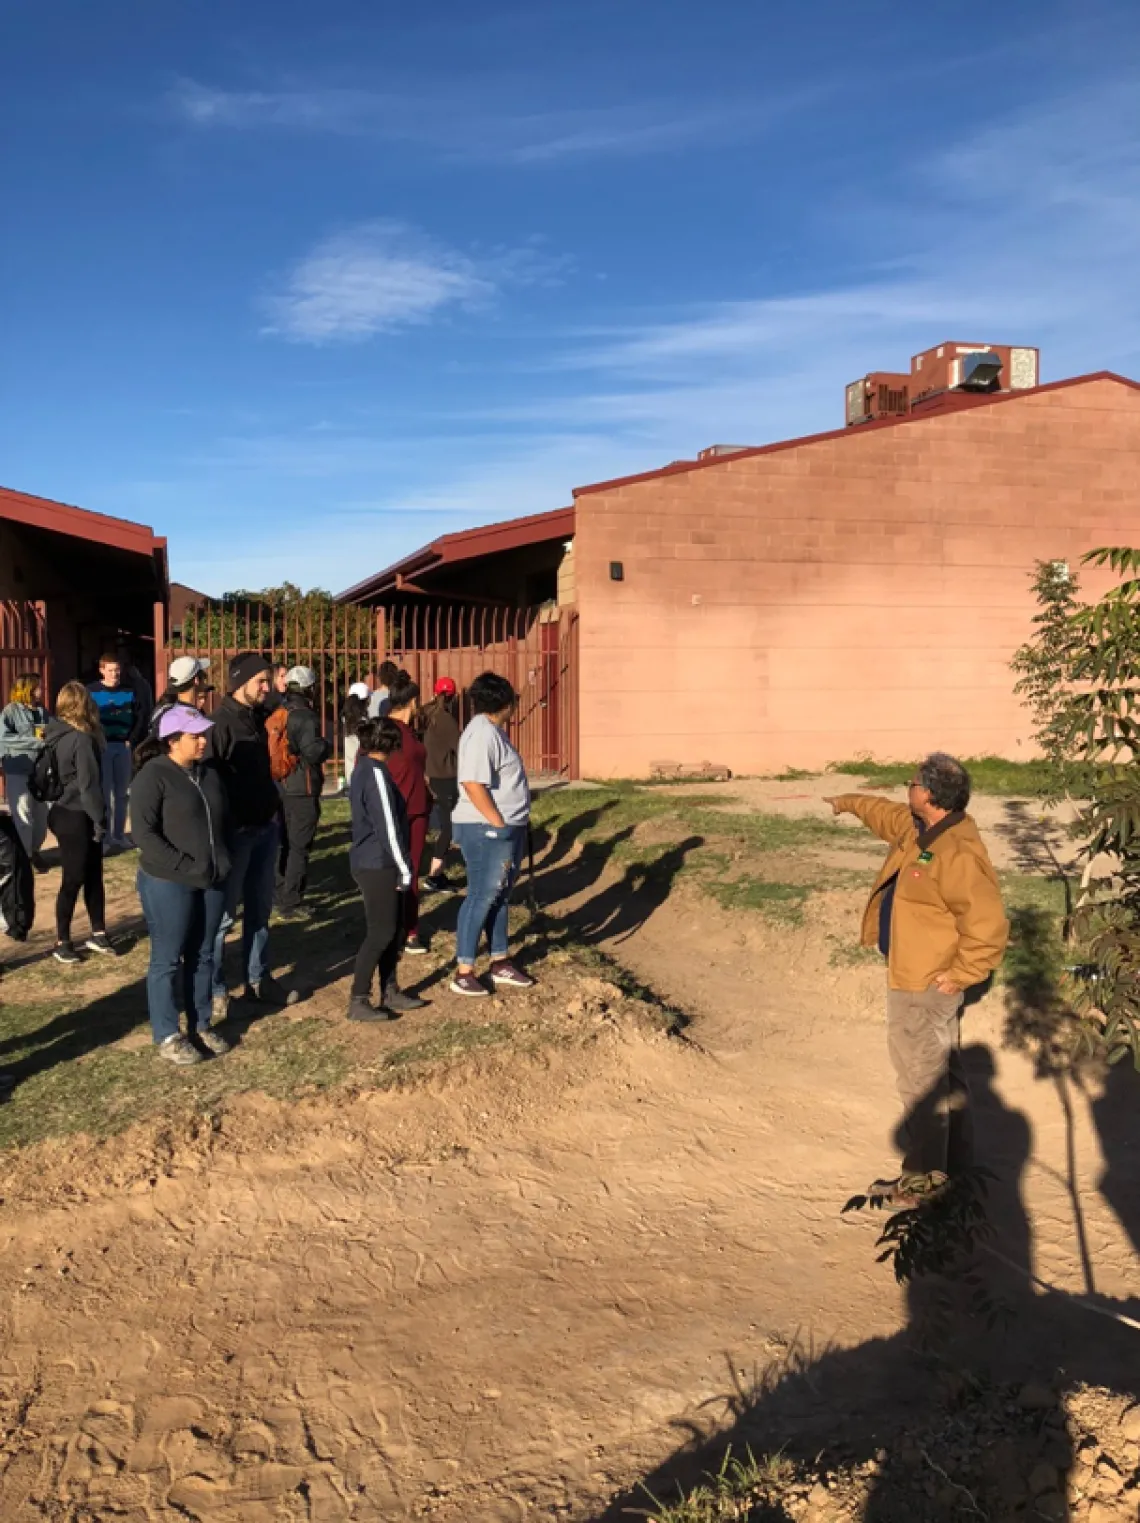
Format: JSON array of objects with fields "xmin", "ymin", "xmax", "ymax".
[{"xmin": 571, "ymin": 370, "xmax": 1140, "ymax": 498}]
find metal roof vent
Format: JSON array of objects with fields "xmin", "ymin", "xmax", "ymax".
[{"xmin": 957, "ymin": 350, "xmax": 1003, "ymax": 390}]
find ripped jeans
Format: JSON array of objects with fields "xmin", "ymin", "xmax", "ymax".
[{"xmin": 453, "ymin": 822, "xmax": 526, "ymax": 965}]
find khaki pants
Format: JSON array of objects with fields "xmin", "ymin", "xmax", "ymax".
[{"xmin": 887, "ymin": 984, "xmax": 972, "ymax": 1177}]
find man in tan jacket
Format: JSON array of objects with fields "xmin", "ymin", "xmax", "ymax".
[{"xmin": 826, "ymin": 753, "xmax": 1009, "ymax": 1207}]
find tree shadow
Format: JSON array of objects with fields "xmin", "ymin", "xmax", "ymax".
[
  {"xmin": 1091, "ymin": 1058, "xmax": 1140, "ymax": 1268},
  {"xmin": 594, "ymin": 1043, "xmax": 1138, "ymax": 1523}
]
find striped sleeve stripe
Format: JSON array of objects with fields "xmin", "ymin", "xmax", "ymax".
[{"xmin": 371, "ymin": 765, "xmax": 412, "ymax": 883}]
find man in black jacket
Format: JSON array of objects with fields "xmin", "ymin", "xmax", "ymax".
[
  {"xmin": 275, "ymin": 666, "xmax": 330, "ymax": 921},
  {"xmin": 205, "ymin": 652, "xmax": 298, "ymax": 1015}
]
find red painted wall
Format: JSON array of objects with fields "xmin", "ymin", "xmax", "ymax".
[{"xmin": 574, "ymin": 377, "xmax": 1140, "ymax": 777}]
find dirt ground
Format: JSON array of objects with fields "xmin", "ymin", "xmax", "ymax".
[{"xmin": 0, "ymin": 783, "xmax": 1136, "ymax": 1522}]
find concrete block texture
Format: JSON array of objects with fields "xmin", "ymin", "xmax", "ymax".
[{"xmin": 574, "ymin": 378, "xmax": 1140, "ymax": 776}]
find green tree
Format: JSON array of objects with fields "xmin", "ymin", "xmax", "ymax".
[
  {"xmin": 1054, "ymin": 547, "xmax": 1140, "ymax": 1068},
  {"xmin": 173, "ymin": 584, "xmax": 378, "ymax": 700},
  {"xmin": 1010, "ymin": 558, "xmax": 1086, "ymax": 801}
]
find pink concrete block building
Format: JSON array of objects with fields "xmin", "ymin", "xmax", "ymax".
[{"xmin": 341, "ymin": 357, "xmax": 1140, "ymax": 779}]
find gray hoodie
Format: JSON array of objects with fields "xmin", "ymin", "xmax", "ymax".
[
  {"xmin": 0, "ymin": 703, "xmax": 47, "ymax": 777},
  {"xmin": 44, "ymin": 717, "xmax": 104, "ymax": 828}
]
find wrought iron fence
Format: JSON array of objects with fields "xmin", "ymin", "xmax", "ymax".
[{"xmin": 166, "ymin": 597, "xmax": 578, "ymax": 780}]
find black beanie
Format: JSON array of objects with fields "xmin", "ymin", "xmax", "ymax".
[{"xmin": 227, "ymin": 651, "xmax": 272, "ymax": 692}]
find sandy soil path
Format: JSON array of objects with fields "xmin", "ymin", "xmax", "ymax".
[{"xmin": 0, "ymin": 809, "xmax": 1135, "ymax": 1521}]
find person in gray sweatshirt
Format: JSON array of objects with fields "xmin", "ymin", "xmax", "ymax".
[
  {"xmin": 44, "ymin": 682, "xmax": 118, "ymax": 965},
  {"xmin": 0, "ymin": 671, "xmax": 48, "ymax": 869}
]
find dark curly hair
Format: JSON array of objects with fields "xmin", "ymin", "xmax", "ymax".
[
  {"xmin": 358, "ymin": 716, "xmax": 403, "ymax": 756},
  {"xmin": 917, "ymin": 752, "xmax": 971, "ymax": 812},
  {"xmin": 387, "ymin": 673, "xmax": 421, "ymax": 710},
  {"xmin": 467, "ymin": 671, "xmax": 517, "ymax": 716}
]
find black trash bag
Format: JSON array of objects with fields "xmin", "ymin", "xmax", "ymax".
[{"xmin": 0, "ymin": 813, "xmax": 34, "ymax": 941}]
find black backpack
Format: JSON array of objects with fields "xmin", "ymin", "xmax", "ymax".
[{"xmin": 28, "ymin": 739, "xmax": 63, "ymax": 803}]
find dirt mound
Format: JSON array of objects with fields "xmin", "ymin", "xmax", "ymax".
[{"xmin": 0, "ymin": 826, "xmax": 1135, "ymax": 1521}]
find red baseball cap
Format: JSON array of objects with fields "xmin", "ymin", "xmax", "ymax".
[{"xmin": 434, "ymin": 676, "xmax": 457, "ymax": 697}]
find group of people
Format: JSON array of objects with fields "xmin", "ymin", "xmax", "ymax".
[
  {"xmin": 2, "ymin": 654, "xmax": 1012, "ymax": 1208},
  {"xmin": 0, "ymin": 651, "xmax": 537, "ymax": 1066}
]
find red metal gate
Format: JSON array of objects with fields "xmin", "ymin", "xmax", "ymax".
[
  {"xmin": 0, "ymin": 600, "xmax": 51, "ymax": 708},
  {"xmin": 165, "ymin": 596, "xmax": 579, "ymax": 780},
  {"xmin": 0, "ymin": 600, "xmax": 51, "ymax": 805},
  {"xmin": 381, "ymin": 603, "xmax": 578, "ymax": 779}
]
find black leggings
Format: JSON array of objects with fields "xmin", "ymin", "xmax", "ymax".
[
  {"xmin": 49, "ymin": 805, "xmax": 105, "ymax": 943},
  {"xmin": 430, "ymin": 777, "xmax": 459, "ymax": 862},
  {"xmin": 351, "ymin": 867, "xmax": 402, "ymax": 998}
]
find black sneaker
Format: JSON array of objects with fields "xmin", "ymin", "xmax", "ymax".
[
  {"xmin": 348, "ymin": 996, "xmax": 397, "ymax": 1023},
  {"xmin": 244, "ymin": 975, "xmax": 300, "ymax": 1008},
  {"xmin": 85, "ymin": 933, "xmax": 120, "ymax": 957},
  {"xmin": 53, "ymin": 941, "xmax": 82, "ymax": 965},
  {"xmin": 382, "ymin": 982, "xmax": 428, "ymax": 1013},
  {"xmin": 403, "ymin": 933, "xmax": 429, "ymax": 956},
  {"xmin": 422, "ymin": 873, "xmax": 452, "ymax": 895}
]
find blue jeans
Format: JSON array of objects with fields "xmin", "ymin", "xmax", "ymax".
[
  {"xmin": 212, "ymin": 821, "xmax": 278, "ymax": 996},
  {"xmin": 453, "ymin": 822, "xmax": 526, "ymax": 965},
  {"xmin": 102, "ymin": 741, "xmax": 131, "ymax": 841},
  {"xmin": 137, "ymin": 870, "xmax": 227, "ymax": 1043}
]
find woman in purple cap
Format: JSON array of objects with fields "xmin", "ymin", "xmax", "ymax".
[{"xmin": 129, "ymin": 705, "xmax": 233, "ymax": 1066}]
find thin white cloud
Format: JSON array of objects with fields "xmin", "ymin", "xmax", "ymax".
[
  {"xmin": 168, "ymin": 77, "xmax": 815, "ymax": 164},
  {"xmin": 159, "ymin": 71, "xmax": 1140, "ymax": 593},
  {"xmin": 262, "ymin": 221, "xmax": 565, "ymax": 343}
]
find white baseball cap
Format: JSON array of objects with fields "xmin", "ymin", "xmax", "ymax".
[
  {"xmin": 168, "ymin": 656, "xmax": 210, "ymax": 688},
  {"xmin": 286, "ymin": 665, "xmax": 317, "ymax": 689},
  {"xmin": 348, "ymin": 681, "xmax": 370, "ymax": 699}
]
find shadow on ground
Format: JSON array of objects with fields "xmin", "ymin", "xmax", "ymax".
[{"xmin": 591, "ymin": 1041, "xmax": 1140, "ymax": 1521}]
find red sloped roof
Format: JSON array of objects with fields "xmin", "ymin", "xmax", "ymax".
[
  {"xmin": 337, "ymin": 505, "xmax": 575, "ymax": 603},
  {"xmin": 0, "ymin": 483, "xmax": 166, "ymax": 558},
  {"xmin": 572, "ymin": 371, "xmax": 1140, "ymax": 497}
]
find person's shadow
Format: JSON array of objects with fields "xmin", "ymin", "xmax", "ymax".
[
  {"xmin": 560, "ymin": 836, "xmax": 705, "ymax": 947},
  {"xmin": 593, "ymin": 1043, "xmax": 1136, "ymax": 1523}
]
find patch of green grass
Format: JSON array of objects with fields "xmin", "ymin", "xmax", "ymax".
[
  {"xmin": 998, "ymin": 871, "xmax": 1070, "ymax": 916},
  {"xmin": 0, "ymin": 997, "xmax": 358, "ymax": 1150},
  {"xmin": 703, "ymin": 877, "xmax": 811, "ymax": 922},
  {"xmin": 770, "ymin": 766, "xmax": 818, "ymax": 781},
  {"xmin": 827, "ymin": 936, "xmax": 881, "ymax": 968},
  {"xmin": 828, "ymin": 754, "xmax": 1065, "ymax": 798},
  {"xmin": 380, "ymin": 1019, "xmax": 510, "ymax": 1074},
  {"xmin": 646, "ymin": 1448, "xmax": 801, "ymax": 1522}
]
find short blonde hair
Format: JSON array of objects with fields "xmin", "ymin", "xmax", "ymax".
[
  {"xmin": 55, "ymin": 681, "xmax": 103, "ymax": 742},
  {"xmin": 8, "ymin": 672, "xmax": 41, "ymax": 707}
]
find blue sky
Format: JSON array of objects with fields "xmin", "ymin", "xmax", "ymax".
[{"xmin": 2, "ymin": 0, "xmax": 1139, "ymax": 595}]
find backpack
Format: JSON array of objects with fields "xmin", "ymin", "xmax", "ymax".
[
  {"xmin": 28, "ymin": 739, "xmax": 63, "ymax": 803},
  {"xmin": 266, "ymin": 706, "xmax": 301, "ymax": 783}
]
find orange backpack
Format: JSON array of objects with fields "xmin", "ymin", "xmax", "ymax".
[{"xmin": 266, "ymin": 706, "xmax": 300, "ymax": 783}]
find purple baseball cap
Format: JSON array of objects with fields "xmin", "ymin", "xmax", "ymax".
[{"xmin": 157, "ymin": 705, "xmax": 214, "ymax": 740}]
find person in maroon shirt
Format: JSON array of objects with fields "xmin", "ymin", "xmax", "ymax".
[{"xmin": 384, "ymin": 673, "xmax": 432, "ymax": 959}]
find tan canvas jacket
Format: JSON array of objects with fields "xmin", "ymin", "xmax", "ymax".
[{"xmin": 834, "ymin": 793, "xmax": 1010, "ymax": 992}]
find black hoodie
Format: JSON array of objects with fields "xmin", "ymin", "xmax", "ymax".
[
  {"xmin": 203, "ymin": 696, "xmax": 279, "ymax": 831},
  {"xmin": 129, "ymin": 755, "xmax": 231, "ymax": 888},
  {"xmin": 44, "ymin": 717, "xmax": 104, "ymax": 827}
]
